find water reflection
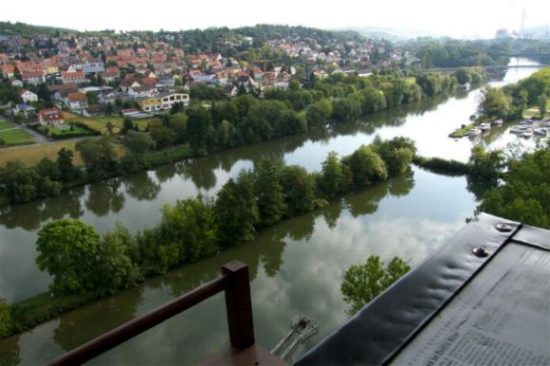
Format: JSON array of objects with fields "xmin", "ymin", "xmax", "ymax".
[
  {"xmin": 54, "ymin": 288, "xmax": 143, "ymax": 351},
  {"xmin": 0, "ymin": 169, "xmax": 476, "ymax": 365},
  {"xmin": 177, "ymin": 158, "xmax": 218, "ymax": 190},
  {"xmin": 85, "ymin": 179, "xmax": 125, "ymax": 217},
  {"xmin": 0, "ymin": 334, "xmax": 20, "ymax": 366},
  {"xmin": 122, "ymin": 172, "xmax": 161, "ymax": 201},
  {"xmin": 0, "ymin": 186, "xmax": 85, "ymax": 231}
]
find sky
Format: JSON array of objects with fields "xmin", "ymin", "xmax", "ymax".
[{"xmin": 1, "ymin": 0, "xmax": 549, "ymax": 39}]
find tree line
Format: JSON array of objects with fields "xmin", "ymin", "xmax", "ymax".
[
  {"xmin": 478, "ymin": 66, "xmax": 550, "ymax": 121},
  {"xmin": 1, "ymin": 70, "xmax": 456, "ymax": 205},
  {"xmin": 405, "ymin": 38, "xmax": 511, "ymax": 69}
]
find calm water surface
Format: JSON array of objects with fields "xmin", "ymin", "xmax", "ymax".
[{"xmin": 0, "ymin": 58, "xmax": 543, "ymax": 365}]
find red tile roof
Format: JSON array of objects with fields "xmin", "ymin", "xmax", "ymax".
[{"xmin": 40, "ymin": 108, "xmax": 64, "ymax": 122}]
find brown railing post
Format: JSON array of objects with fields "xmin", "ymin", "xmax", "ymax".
[{"xmin": 222, "ymin": 260, "xmax": 255, "ymax": 349}]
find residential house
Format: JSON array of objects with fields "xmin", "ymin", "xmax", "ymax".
[
  {"xmin": 19, "ymin": 90, "xmax": 38, "ymax": 104},
  {"xmin": 0, "ymin": 64, "xmax": 15, "ymax": 78},
  {"xmin": 61, "ymin": 70, "xmax": 87, "ymax": 84},
  {"xmin": 65, "ymin": 92, "xmax": 88, "ymax": 111},
  {"xmin": 48, "ymin": 84, "xmax": 79, "ymax": 102},
  {"xmin": 12, "ymin": 103, "xmax": 37, "ymax": 118},
  {"xmin": 137, "ymin": 92, "xmax": 189, "ymax": 112},
  {"xmin": 21, "ymin": 70, "xmax": 45, "ymax": 85},
  {"xmin": 101, "ymin": 67, "xmax": 120, "ymax": 83},
  {"xmin": 223, "ymin": 85, "xmax": 238, "ymax": 98},
  {"xmin": 39, "ymin": 108, "xmax": 64, "ymax": 126},
  {"xmin": 128, "ymin": 85, "xmax": 156, "ymax": 99},
  {"xmin": 83, "ymin": 62, "xmax": 105, "ymax": 74}
]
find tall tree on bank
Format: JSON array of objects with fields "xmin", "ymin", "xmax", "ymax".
[
  {"xmin": 255, "ymin": 158, "xmax": 286, "ymax": 226},
  {"xmin": 76, "ymin": 137, "xmax": 117, "ymax": 180},
  {"xmin": 36, "ymin": 219, "xmax": 102, "ymax": 294},
  {"xmin": 186, "ymin": 105, "xmax": 214, "ymax": 152},
  {"xmin": 213, "ymin": 171, "xmax": 259, "ymax": 247}
]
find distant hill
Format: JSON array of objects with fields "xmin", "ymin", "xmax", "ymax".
[
  {"xmin": 0, "ymin": 21, "xmax": 77, "ymax": 37},
  {"xmin": 344, "ymin": 26, "xmax": 442, "ymax": 41}
]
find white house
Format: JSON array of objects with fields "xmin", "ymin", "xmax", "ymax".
[{"xmin": 19, "ymin": 90, "xmax": 38, "ymax": 104}]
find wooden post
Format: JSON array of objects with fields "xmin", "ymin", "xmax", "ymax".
[{"xmin": 222, "ymin": 260, "xmax": 255, "ymax": 349}]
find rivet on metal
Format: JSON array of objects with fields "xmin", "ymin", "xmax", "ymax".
[
  {"xmin": 472, "ymin": 247, "xmax": 489, "ymax": 258},
  {"xmin": 495, "ymin": 223, "xmax": 512, "ymax": 233}
]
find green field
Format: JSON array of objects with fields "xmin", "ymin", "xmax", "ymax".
[
  {"xmin": 64, "ymin": 112, "xmax": 154, "ymax": 134},
  {"xmin": 0, "ymin": 120, "xmax": 13, "ymax": 130},
  {"xmin": 0, "ymin": 128, "xmax": 34, "ymax": 145},
  {"xmin": 0, "ymin": 140, "xmax": 127, "ymax": 167}
]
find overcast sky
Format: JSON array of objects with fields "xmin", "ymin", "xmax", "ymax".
[{"xmin": 1, "ymin": 0, "xmax": 549, "ymax": 39}]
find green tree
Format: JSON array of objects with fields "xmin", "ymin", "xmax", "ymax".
[
  {"xmin": 0, "ymin": 160, "xmax": 38, "ymax": 203},
  {"xmin": 319, "ymin": 152, "xmax": 345, "ymax": 199},
  {"xmin": 344, "ymin": 145, "xmax": 388, "ymax": 188},
  {"xmin": 476, "ymin": 144, "xmax": 550, "ymax": 228},
  {"xmin": 213, "ymin": 171, "xmax": 259, "ymax": 247},
  {"xmin": 281, "ymin": 165, "xmax": 317, "ymax": 216},
  {"xmin": 76, "ymin": 137, "xmax": 117, "ymax": 180},
  {"xmin": 124, "ymin": 130, "xmax": 155, "ymax": 155},
  {"xmin": 56, "ymin": 148, "xmax": 80, "ymax": 182},
  {"xmin": 186, "ymin": 105, "xmax": 214, "ymax": 151},
  {"xmin": 341, "ymin": 256, "xmax": 410, "ymax": 315},
  {"xmin": 121, "ymin": 117, "xmax": 135, "ymax": 134},
  {"xmin": 538, "ymin": 93, "xmax": 547, "ymax": 119},
  {"xmin": 255, "ymin": 158, "xmax": 286, "ymax": 226},
  {"xmin": 468, "ymin": 145, "xmax": 505, "ymax": 188},
  {"xmin": 97, "ymin": 224, "xmax": 141, "ymax": 294},
  {"xmin": 478, "ymin": 86, "xmax": 512, "ymax": 120},
  {"xmin": 454, "ymin": 67, "xmax": 472, "ymax": 85},
  {"xmin": 36, "ymin": 219, "xmax": 102, "ymax": 294},
  {"xmin": 159, "ymin": 198, "xmax": 217, "ymax": 263}
]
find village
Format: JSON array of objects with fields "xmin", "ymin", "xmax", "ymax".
[{"xmin": 0, "ymin": 27, "xmax": 414, "ymax": 132}]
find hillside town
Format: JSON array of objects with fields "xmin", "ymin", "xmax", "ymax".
[{"xmin": 0, "ymin": 26, "xmax": 414, "ymax": 124}]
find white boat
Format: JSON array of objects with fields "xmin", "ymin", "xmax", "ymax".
[
  {"xmin": 521, "ymin": 129, "xmax": 533, "ymax": 138},
  {"xmin": 468, "ymin": 128, "xmax": 482, "ymax": 136},
  {"xmin": 520, "ymin": 120, "xmax": 533, "ymax": 126},
  {"xmin": 479, "ymin": 123, "xmax": 491, "ymax": 131},
  {"xmin": 491, "ymin": 119, "xmax": 504, "ymax": 126},
  {"xmin": 534, "ymin": 128, "xmax": 547, "ymax": 136},
  {"xmin": 510, "ymin": 126, "xmax": 524, "ymax": 134}
]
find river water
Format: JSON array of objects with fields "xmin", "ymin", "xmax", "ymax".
[{"xmin": 0, "ymin": 58, "xmax": 543, "ymax": 365}]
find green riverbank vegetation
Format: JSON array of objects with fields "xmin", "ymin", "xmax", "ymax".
[
  {"xmin": 0, "ymin": 137, "xmax": 416, "ymax": 339},
  {"xmin": 1, "ymin": 71, "xmax": 458, "ymax": 205}
]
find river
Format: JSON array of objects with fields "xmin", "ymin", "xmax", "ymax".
[{"xmin": 0, "ymin": 58, "xmax": 543, "ymax": 365}]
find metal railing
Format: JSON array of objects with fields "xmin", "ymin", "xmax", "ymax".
[{"xmin": 46, "ymin": 260, "xmax": 255, "ymax": 366}]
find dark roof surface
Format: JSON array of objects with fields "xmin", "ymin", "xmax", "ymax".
[{"xmin": 295, "ymin": 213, "xmax": 550, "ymax": 365}]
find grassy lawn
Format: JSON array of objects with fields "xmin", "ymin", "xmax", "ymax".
[
  {"xmin": 0, "ymin": 128, "xmax": 34, "ymax": 145},
  {"xmin": 145, "ymin": 145, "xmax": 194, "ymax": 165},
  {"xmin": 0, "ymin": 120, "xmax": 13, "ymax": 130},
  {"xmin": 524, "ymin": 107, "xmax": 549, "ymax": 119},
  {"xmin": 64, "ymin": 111, "xmax": 154, "ymax": 134},
  {"xmin": 0, "ymin": 139, "xmax": 127, "ymax": 167},
  {"xmin": 449, "ymin": 123, "xmax": 474, "ymax": 138}
]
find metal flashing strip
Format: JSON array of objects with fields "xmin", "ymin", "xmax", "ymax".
[
  {"xmin": 511, "ymin": 225, "xmax": 550, "ymax": 252},
  {"xmin": 295, "ymin": 214, "xmax": 520, "ymax": 366}
]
